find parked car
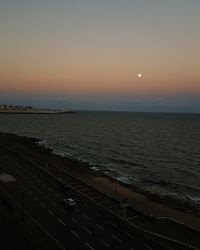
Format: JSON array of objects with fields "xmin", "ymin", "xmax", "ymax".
[{"xmin": 63, "ymin": 198, "xmax": 76, "ymax": 207}]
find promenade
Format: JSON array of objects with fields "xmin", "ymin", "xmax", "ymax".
[{"xmin": 0, "ymin": 132, "xmax": 199, "ymax": 249}]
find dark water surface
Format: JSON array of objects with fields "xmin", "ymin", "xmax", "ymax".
[{"xmin": 0, "ymin": 111, "xmax": 200, "ymax": 204}]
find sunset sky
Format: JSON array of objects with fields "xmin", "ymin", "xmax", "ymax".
[{"xmin": 0, "ymin": 0, "xmax": 200, "ymax": 111}]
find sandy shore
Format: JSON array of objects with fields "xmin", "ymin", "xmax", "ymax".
[
  {"xmin": 0, "ymin": 132, "xmax": 200, "ymax": 230},
  {"xmin": 84, "ymin": 176, "xmax": 200, "ymax": 230},
  {"xmin": 61, "ymin": 161, "xmax": 200, "ymax": 230}
]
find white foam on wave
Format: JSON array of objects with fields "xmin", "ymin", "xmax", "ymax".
[
  {"xmin": 189, "ymin": 196, "xmax": 200, "ymax": 204},
  {"xmin": 102, "ymin": 165, "xmax": 137, "ymax": 185},
  {"xmin": 35, "ymin": 137, "xmax": 200, "ymax": 207},
  {"xmin": 90, "ymin": 166, "xmax": 101, "ymax": 171},
  {"xmin": 37, "ymin": 139, "xmax": 46, "ymax": 146}
]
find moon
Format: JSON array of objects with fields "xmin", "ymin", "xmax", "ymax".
[{"xmin": 138, "ymin": 73, "xmax": 142, "ymax": 78}]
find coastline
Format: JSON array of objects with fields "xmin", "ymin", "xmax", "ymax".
[
  {"xmin": 0, "ymin": 132, "xmax": 200, "ymax": 230},
  {"xmin": 0, "ymin": 110, "xmax": 73, "ymax": 114},
  {"xmin": 39, "ymin": 139, "xmax": 200, "ymax": 219}
]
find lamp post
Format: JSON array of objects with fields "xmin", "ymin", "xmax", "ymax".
[
  {"xmin": 120, "ymin": 198, "xmax": 129, "ymax": 219},
  {"xmin": 46, "ymin": 153, "xmax": 49, "ymax": 171},
  {"xmin": 114, "ymin": 179, "xmax": 118, "ymax": 200}
]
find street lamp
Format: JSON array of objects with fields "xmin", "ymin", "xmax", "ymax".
[
  {"xmin": 120, "ymin": 198, "xmax": 129, "ymax": 219},
  {"xmin": 114, "ymin": 179, "xmax": 118, "ymax": 200}
]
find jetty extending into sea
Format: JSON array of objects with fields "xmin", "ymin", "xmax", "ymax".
[{"xmin": 0, "ymin": 104, "xmax": 73, "ymax": 114}]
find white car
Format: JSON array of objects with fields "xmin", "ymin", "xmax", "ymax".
[{"xmin": 63, "ymin": 198, "xmax": 76, "ymax": 207}]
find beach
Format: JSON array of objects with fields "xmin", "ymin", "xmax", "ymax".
[{"xmin": 0, "ymin": 131, "xmax": 200, "ymax": 231}]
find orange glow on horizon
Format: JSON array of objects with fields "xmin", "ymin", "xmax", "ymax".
[{"xmin": 1, "ymin": 1, "xmax": 200, "ymax": 98}]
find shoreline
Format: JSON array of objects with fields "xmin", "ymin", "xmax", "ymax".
[
  {"xmin": 0, "ymin": 111, "xmax": 73, "ymax": 114},
  {"xmin": 41, "ymin": 139, "xmax": 200, "ymax": 218},
  {"xmin": 0, "ymin": 132, "xmax": 200, "ymax": 230}
]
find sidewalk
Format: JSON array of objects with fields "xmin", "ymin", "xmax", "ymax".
[{"xmin": 60, "ymin": 159, "xmax": 200, "ymax": 231}]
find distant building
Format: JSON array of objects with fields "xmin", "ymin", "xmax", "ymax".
[{"xmin": 0, "ymin": 104, "xmax": 34, "ymax": 111}]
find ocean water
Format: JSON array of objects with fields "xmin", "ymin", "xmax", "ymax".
[{"xmin": 0, "ymin": 111, "xmax": 200, "ymax": 205}]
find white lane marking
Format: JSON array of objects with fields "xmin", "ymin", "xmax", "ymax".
[
  {"xmin": 83, "ymin": 214, "xmax": 91, "ymax": 220},
  {"xmin": 72, "ymin": 217, "xmax": 78, "ymax": 223},
  {"xmin": 82, "ymin": 226, "xmax": 92, "ymax": 235},
  {"xmin": 108, "ymin": 221, "xmax": 117, "ymax": 228},
  {"xmin": 58, "ymin": 219, "xmax": 66, "ymax": 226},
  {"xmin": 112, "ymin": 234, "xmax": 122, "ymax": 243},
  {"xmin": 85, "ymin": 242, "xmax": 94, "ymax": 250},
  {"xmin": 125, "ymin": 232, "xmax": 136, "ymax": 240},
  {"xmin": 99, "ymin": 239, "xmax": 110, "ymax": 248},
  {"xmin": 40, "ymin": 203, "xmax": 46, "ymax": 208},
  {"xmin": 71, "ymin": 230, "xmax": 79, "ymax": 238},
  {"xmin": 144, "ymin": 244, "xmax": 153, "ymax": 250},
  {"xmin": 49, "ymin": 210, "xmax": 55, "ymax": 216},
  {"xmin": 96, "ymin": 224, "xmax": 104, "ymax": 231},
  {"xmin": 33, "ymin": 196, "xmax": 38, "ymax": 201}
]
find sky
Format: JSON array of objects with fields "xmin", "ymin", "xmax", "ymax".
[{"xmin": 0, "ymin": 0, "xmax": 200, "ymax": 112}]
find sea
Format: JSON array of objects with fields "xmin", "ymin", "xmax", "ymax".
[{"xmin": 0, "ymin": 111, "xmax": 200, "ymax": 205}]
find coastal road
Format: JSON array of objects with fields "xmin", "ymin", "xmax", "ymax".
[
  {"xmin": 0, "ymin": 146, "xmax": 168, "ymax": 250},
  {"xmin": 8, "ymin": 140, "xmax": 200, "ymax": 250}
]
